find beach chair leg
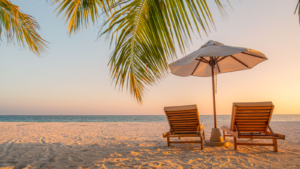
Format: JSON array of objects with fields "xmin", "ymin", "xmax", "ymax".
[
  {"xmin": 234, "ymin": 137, "xmax": 237, "ymax": 150},
  {"xmin": 200, "ymin": 136, "xmax": 204, "ymax": 149},
  {"xmin": 200, "ymin": 135, "xmax": 204, "ymax": 149},
  {"xmin": 167, "ymin": 137, "xmax": 170, "ymax": 147},
  {"xmin": 178, "ymin": 137, "xmax": 181, "ymax": 139},
  {"xmin": 273, "ymin": 139, "xmax": 278, "ymax": 152},
  {"xmin": 223, "ymin": 130, "xmax": 226, "ymax": 140},
  {"xmin": 250, "ymin": 132, "xmax": 253, "ymax": 140},
  {"xmin": 203, "ymin": 130, "xmax": 206, "ymax": 140}
]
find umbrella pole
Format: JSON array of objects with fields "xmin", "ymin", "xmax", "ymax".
[
  {"xmin": 211, "ymin": 65, "xmax": 217, "ymax": 128},
  {"xmin": 204, "ymin": 63, "xmax": 228, "ymax": 146}
]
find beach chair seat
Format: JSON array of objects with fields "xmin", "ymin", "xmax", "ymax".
[
  {"xmin": 221, "ymin": 102, "xmax": 285, "ymax": 152},
  {"xmin": 163, "ymin": 105, "xmax": 205, "ymax": 149}
]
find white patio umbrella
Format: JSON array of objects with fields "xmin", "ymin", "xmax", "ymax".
[{"xmin": 169, "ymin": 40, "xmax": 268, "ymax": 146}]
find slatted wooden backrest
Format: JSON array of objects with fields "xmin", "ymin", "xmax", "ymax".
[
  {"xmin": 230, "ymin": 102, "xmax": 274, "ymax": 134},
  {"xmin": 164, "ymin": 105, "xmax": 200, "ymax": 133}
]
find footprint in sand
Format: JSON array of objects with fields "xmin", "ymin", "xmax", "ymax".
[{"xmin": 149, "ymin": 162, "xmax": 162, "ymax": 167}]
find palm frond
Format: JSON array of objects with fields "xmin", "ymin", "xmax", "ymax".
[
  {"xmin": 101, "ymin": 0, "xmax": 226, "ymax": 103},
  {"xmin": 0, "ymin": 0, "xmax": 48, "ymax": 56},
  {"xmin": 50, "ymin": 0, "xmax": 115, "ymax": 35},
  {"xmin": 295, "ymin": 0, "xmax": 300, "ymax": 23}
]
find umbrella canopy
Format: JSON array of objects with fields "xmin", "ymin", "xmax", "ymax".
[
  {"xmin": 169, "ymin": 40, "xmax": 268, "ymax": 77},
  {"xmin": 169, "ymin": 40, "xmax": 268, "ymax": 128}
]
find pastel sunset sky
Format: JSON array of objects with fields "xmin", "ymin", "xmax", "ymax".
[{"xmin": 1, "ymin": 0, "xmax": 300, "ymax": 115}]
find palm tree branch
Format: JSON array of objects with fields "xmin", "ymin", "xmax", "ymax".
[
  {"xmin": 51, "ymin": 0, "xmax": 227, "ymax": 103},
  {"xmin": 99, "ymin": 0, "xmax": 228, "ymax": 103},
  {"xmin": 0, "ymin": 0, "xmax": 48, "ymax": 55},
  {"xmin": 51, "ymin": 0, "xmax": 114, "ymax": 35}
]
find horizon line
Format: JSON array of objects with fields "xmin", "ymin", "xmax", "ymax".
[{"xmin": 0, "ymin": 114, "xmax": 299, "ymax": 116}]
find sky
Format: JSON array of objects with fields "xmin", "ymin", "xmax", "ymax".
[{"xmin": 1, "ymin": 0, "xmax": 300, "ymax": 115}]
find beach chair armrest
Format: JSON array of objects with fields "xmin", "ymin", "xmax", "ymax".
[
  {"xmin": 221, "ymin": 126, "xmax": 238, "ymax": 138},
  {"xmin": 264, "ymin": 132, "xmax": 285, "ymax": 140},
  {"xmin": 275, "ymin": 133, "xmax": 285, "ymax": 140}
]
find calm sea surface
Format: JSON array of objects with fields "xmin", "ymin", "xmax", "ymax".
[{"xmin": 0, "ymin": 115, "xmax": 299, "ymax": 122}]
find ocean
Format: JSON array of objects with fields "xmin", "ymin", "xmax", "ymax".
[{"xmin": 0, "ymin": 115, "xmax": 300, "ymax": 122}]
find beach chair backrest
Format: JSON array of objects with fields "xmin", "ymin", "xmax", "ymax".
[
  {"xmin": 230, "ymin": 102, "xmax": 274, "ymax": 134},
  {"xmin": 164, "ymin": 105, "xmax": 200, "ymax": 133}
]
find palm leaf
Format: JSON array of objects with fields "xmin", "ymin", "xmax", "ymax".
[
  {"xmin": 295, "ymin": 0, "xmax": 300, "ymax": 23},
  {"xmin": 101, "ymin": 0, "xmax": 226, "ymax": 103},
  {"xmin": 50, "ymin": 0, "xmax": 115, "ymax": 35},
  {"xmin": 0, "ymin": 0, "xmax": 48, "ymax": 56}
]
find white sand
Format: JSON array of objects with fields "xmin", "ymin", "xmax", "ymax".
[{"xmin": 0, "ymin": 122, "xmax": 300, "ymax": 169}]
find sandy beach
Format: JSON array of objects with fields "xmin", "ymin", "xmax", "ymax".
[{"xmin": 0, "ymin": 122, "xmax": 300, "ymax": 169}]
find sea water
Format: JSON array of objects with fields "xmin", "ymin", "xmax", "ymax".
[{"xmin": 0, "ymin": 115, "xmax": 300, "ymax": 122}]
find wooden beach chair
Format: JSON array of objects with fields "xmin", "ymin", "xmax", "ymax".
[
  {"xmin": 221, "ymin": 102, "xmax": 285, "ymax": 152},
  {"xmin": 163, "ymin": 105, "xmax": 205, "ymax": 149}
]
